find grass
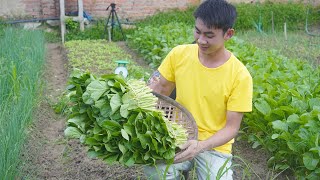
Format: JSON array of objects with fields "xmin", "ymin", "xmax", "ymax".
[{"xmin": 236, "ymin": 29, "xmax": 320, "ymax": 66}]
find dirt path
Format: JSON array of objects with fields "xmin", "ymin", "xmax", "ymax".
[{"xmin": 22, "ymin": 42, "xmax": 291, "ymax": 180}]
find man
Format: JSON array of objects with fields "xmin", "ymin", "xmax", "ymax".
[{"xmin": 146, "ymin": 0, "xmax": 253, "ymax": 179}]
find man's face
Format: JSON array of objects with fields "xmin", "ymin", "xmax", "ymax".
[{"xmin": 193, "ymin": 18, "xmax": 231, "ymax": 55}]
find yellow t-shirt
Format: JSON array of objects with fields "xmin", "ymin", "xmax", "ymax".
[{"xmin": 158, "ymin": 44, "xmax": 253, "ymax": 154}]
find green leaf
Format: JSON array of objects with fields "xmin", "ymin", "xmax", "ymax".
[
  {"xmin": 67, "ymin": 116, "xmax": 86, "ymax": 132},
  {"xmin": 254, "ymin": 100, "xmax": 271, "ymax": 115},
  {"xmin": 86, "ymin": 80, "xmax": 109, "ymax": 101},
  {"xmin": 121, "ymin": 129, "xmax": 130, "ymax": 141},
  {"xmin": 104, "ymin": 154, "xmax": 119, "ymax": 164},
  {"xmin": 85, "ymin": 137, "xmax": 100, "ymax": 146},
  {"xmin": 272, "ymin": 108, "xmax": 285, "ymax": 118},
  {"xmin": 102, "ymin": 74, "xmax": 127, "ymax": 86},
  {"xmin": 105, "ymin": 143, "xmax": 119, "ymax": 152},
  {"xmin": 94, "ymin": 99, "xmax": 106, "ymax": 109},
  {"xmin": 272, "ymin": 120, "xmax": 288, "ymax": 132},
  {"xmin": 309, "ymin": 98, "xmax": 320, "ymax": 109},
  {"xmin": 120, "ymin": 151, "xmax": 134, "ymax": 166},
  {"xmin": 286, "ymin": 114, "xmax": 300, "ymax": 123},
  {"xmin": 80, "ymin": 135, "xmax": 86, "ymax": 144},
  {"xmin": 151, "ymin": 138, "xmax": 159, "ymax": 152},
  {"xmin": 291, "ymin": 99, "xmax": 308, "ymax": 113},
  {"xmin": 107, "ymin": 80, "xmax": 115, "ymax": 87},
  {"xmin": 110, "ymin": 93, "xmax": 121, "ymax": 113},
  {"xmin": 289, "ymin": 89, "xmax": 301, "ymax": 97},
  {"xmin": 87, "ymin": 150, "xmax": 103, "ymax": 158},
  {"xmin": 110, "ymin": 112, "xmax": 122, "ymax": 121},
  {"xmin": 138, "ymin": 133, "xmax": 152, "ymax": 150},
  {"xmin": 252, "ymin": 141, "xmax": 261, "ymax": 149},
  {"xmin": 298, "ymin": 128, "xmax": 310, "ymax": 140},
  {"xmin": 82, "ymin": 91, "xmax": 94, "ymax": 105},
  {"xmin": 100, "ymin": 104, "xmax": 111, "ymax": 117},
  {"xmin": 300, "ymin": 113, "xmax": 312, "ymax": 124},
  {"xmin": 163, "ymin": 148, "xmax": 175, "ymax": 160},
  {"xmin": 144, "ymin": 152, "xmax": 151, "ymax": 160},
  {"xmin": 271, "ymin": 134, "xmax": 279, "ymax": 139},
  {"xmin": 120, "ymin": 104, "xmax": 130, "ymax": 118},
  {"xmin": 119, "ymin": 143, "xmax": 127, "ymax": 154},
  {"xmin": 279, "ymin": 106, "xmax": 296, "ymax": 114},
  {"xmin": 64, "ymin": 127, "xmax": 82, "ymax": 139},
  {"xmin": 93, "ymin": 133, "xmax": 105, "ymax": 142},
  {"xmin": 93, "ymin": 145, "xmax": 102, "ymax": 151},
  {"xmin": 125, "ymin": 156, "xmax": 135, "ymax": 167},
  {"xmin": 120, "ymin": 83, "xmax": 127, "ymax": 93},
  {"xmin": 310, "ymin": 146, "xmax": 320, "ymax": 155},
  {"xmin": 102, "ymin": 120, "xmax": 121, "ymax": 131},
  {"xmin": 287, "ymin": 141, "xmax": 298, "ymax": 152},
  {"xmin": 123, "ymin": 124, "xmax": 134, "ymax": 136},
  {"xmin": 303, "ymin": 152, "xmax": 319, "ymax": 170},
  {"xmin": 122, "ymin": 92, "xmax": 137, "ymax": 109},
  {"xmin": 267, "ymin": 156, "xmax": 275, "ymax": 167}
]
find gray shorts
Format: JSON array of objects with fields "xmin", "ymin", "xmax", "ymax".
[{"xmin": 143, "ymin": 150, "xmax": 233, "ymax": 180}]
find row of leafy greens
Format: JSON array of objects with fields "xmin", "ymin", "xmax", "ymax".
[{"xmin": 64, "ymin": 69, "xmax": 187, "ymax": 166}]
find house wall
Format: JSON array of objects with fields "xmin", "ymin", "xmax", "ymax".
[
  {"xmin": 0, "ymin": 0, "xmax": 319, "ymax": 20},
  {"xmin": 0, "ymin": 0, "xmax": 199, "ymax": 20},
  {"xmin": 0, "ymin": 0, "xmax": 26, "ymax": 18},
  {"xmin": 64, "ymin": 0, "xmax": 200, "ymax": 21},
  {"xmin": 0, "ymin": 0, "xmax": 59, "ymax": 18}
]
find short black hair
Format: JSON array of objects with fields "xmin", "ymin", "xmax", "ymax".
[{"xmin": 193, "ymin": 0, "xmax": 237, "ymax": 33}]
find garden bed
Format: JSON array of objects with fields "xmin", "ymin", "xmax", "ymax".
[{"xmin": 20, "ymin": 42, "xmax": 294, "ymax": 180}]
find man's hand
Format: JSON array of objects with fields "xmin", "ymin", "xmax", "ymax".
[
  {"xmin": 149, "ymin": 74, "xmax": 175, "ymax": 97},
  {"xmin": 174, "ymin": 140, "xmax": 205, "ymax": 163},
  {"xmin": 174, "ymin": 111, "xmax": 243, "ymax": 163}
]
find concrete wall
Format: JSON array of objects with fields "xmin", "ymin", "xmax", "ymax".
[{"xmin": 0, "ymin": 0, "xmax": 319, "ymax": 20}]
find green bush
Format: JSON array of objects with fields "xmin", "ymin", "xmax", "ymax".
[
  {"xmin": 126, "ymin": 22, "xmax": 194, "ymax": 68},
  {"xmin": 65, "ymin": 19, "xmax": 127, "ymax": 41},
  {"xmin": 134, "ymin": 6, "xmax": 196, "ymax": 27},
  {"xmin": 235, "ymin": 2, "xmax": 319, "ymax": 32}
]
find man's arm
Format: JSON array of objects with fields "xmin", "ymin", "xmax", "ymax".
[
  {"xmin": 149, "ymin": 74, "xmax": 175, "ymax": 97},
  {"xmin": 174, "ymin": 111, "xmax": 243, "ymax": 163}
]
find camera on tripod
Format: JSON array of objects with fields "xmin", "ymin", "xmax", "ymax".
[{"xmin": 103, "ymin": 3, "xmax": 125, "ymax": 41}]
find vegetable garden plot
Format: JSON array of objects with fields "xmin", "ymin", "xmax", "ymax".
[{"xmin": 0, "ymin": 28, "xmax": 45, "ymax": 179}]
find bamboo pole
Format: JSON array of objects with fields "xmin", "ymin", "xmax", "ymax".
[
  {"xmin": 284, "ymin": 22, "xmax": 287, "ymax": 41},
  {"xmin": 108, "ymin": 26, "xmax": 112, "ymax": 42},
  {"xmin": 78, "ymin": 0, "xmax": 84, "ymax": 31},
  {"xmin": 271, "ymin": 11, "xmax": 274, "ymax": 33},
  {"xmin": 59, "ymin": 0, "xmax": 66, "ymax": 43}
]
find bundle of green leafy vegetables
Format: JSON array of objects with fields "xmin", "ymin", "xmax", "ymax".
[{"xmin": 64, "ymin": 69, "xmax": 188, "ymax": 166}]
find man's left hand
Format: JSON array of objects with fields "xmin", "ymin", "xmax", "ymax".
[{"xmin": 174, "ymin": 140, "xmax": 205, "ymax": 163}]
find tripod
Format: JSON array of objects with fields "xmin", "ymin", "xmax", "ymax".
[{"xmin": 103, "ymin": 3, "xmax": 125, "ymax": 41}]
